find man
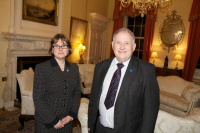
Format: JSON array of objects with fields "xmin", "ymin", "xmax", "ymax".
[{"xmin": 88, "ymin": 28, "xmax": 160, "ymax": 133}]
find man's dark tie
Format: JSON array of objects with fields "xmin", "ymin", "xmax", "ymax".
[{"xmin": 104, "ymin": 63, "xmax": 124, "ymax": 110}]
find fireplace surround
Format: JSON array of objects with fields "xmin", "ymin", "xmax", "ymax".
[{"xmin": 2, "ymin": 33, "xmax": 51, "ymax": 108}]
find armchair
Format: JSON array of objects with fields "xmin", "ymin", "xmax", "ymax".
[
  {"xmin": 78, "ymin": 98, "xmax": 89, "ymax": 133},
  {"xmin": 16, "ymin": 67, "xmax": 35, "ymax": 130},
  {"xmin": 77, "ymin": 64, "xmax": 95, "ymax": 96}
]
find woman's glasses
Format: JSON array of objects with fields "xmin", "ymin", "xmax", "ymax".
[{"xmin": 53, "ymin": 44, "xmax": 68, "ymax": 49}]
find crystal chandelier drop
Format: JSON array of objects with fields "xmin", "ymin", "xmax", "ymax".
[{"xmin": 120, "ymin": 0, "xmax": 171, "ymax": 17}]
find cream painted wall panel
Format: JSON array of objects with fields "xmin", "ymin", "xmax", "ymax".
[
  {"xmin": 71, "ymin": 0, "xmax": 87, "ymax": 20},
  {"xmin": 151, "ymin": 0, "xmax": 193, "ymax": 69},
  {"xmin": 105, "ymin": 0, "xmax": 115, "ymax": 59},
  {"xmin": 0, "ymin": 0, "xmax": 10, "ymax": 32},
  {"xmin": 90, "ymin": 0, "xmax": 109, "ymax": 17},
  {"xmin": 60, "ymin": 0, "xmax": 71, "ymax": 38},
  {"xmin": 0, "ymin": 0, "xmax": 10, "ymax": 102}
]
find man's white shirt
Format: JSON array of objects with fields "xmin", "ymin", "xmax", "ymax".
[{"xmin": 99, "ymin": 58, "xmax": 130, "ymax": 128}]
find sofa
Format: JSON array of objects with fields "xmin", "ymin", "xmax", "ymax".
[
  {"xmin": 77, "ymin": 98, "xmax": 200, "ymax": 133},
  {"xmin": 157, "ymin": 76, "xmax": 200, "ymax": 117},
  {"xmin": 155, "ymin": 109, "xmax": 200, "ymax": 133},
  {"xmin": 77, "ymin": 64, "xmax": 95, "ymax": 95}
]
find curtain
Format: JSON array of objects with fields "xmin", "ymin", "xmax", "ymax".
[
  {"xmin": 142, "ymin": 11, "xmax": 157, "ymax": 62},
  {"xmin": 110, "ymin": 0, "xmax": 140, "ymax": 57},
  {"xmin": 111, "ymin": 0, "xmax": 156, "ymax": 59},
  {"xmin": 182, "ymin": 0, "xmax": 200, "ymax": 81}
]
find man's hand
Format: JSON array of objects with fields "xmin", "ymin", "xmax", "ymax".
[
  {"xmin": 62, "ymin": 116, "xmax": 73, "ymax": 125},
  {"xmin": 54, "ymin": 120, "xmax": 64, "ymax": 129}
]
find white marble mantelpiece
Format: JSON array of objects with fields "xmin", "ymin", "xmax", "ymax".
[{"xmin": 2, "ymin": 32, "xmax": 51, "ymax": 108}]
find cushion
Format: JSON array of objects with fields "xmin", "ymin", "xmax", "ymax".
[
  {"xmin": 77, "ymin": 64, "xmax": 85, "ymax": 82},
  {"xmin": 84, "ymin": 71, "xmax": 94, "ymax": 84},
  {"xmin": 160, "ymin": 91, "xmax": 189, "ymax": 111},
  {"xmin": 17, "ymin": 68, "xmax": 34, "ymax": 91},
  {"xmin": 182, "ymin": 85, "xmax": 200, "ymax": 102},
  {"xmin": 157, "ymin": 76, "xmax": 190, "ymax": 96}
]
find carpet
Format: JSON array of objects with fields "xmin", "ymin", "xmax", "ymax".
[
  {"xmin": 0, "ymin": 109, "xmax": 33, "ymax": 133},
  {"xmin": 0, "ymin": 109, "xmax": 81, "ymax": 133}
]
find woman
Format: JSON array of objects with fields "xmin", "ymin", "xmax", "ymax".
[{"xmin": 33, "ymin": 34, "xmax": 81, "ymax": 132}]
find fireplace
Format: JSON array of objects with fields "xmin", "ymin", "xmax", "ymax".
[
  {"xmin": 2, "ymin": 33, "xmax": 51, "ymax": 108},
  {"xmin": 16, "ymin": 56, "xmax": 51, "ymax": 101}
]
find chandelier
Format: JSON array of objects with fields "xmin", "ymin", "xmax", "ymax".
[{"xmin": 120, "ymin": 0, "xmax": 171, "ymax": 17}]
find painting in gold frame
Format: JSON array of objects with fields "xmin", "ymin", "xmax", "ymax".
[
  {"xmin": 70, "ymin": 17, "xmax": 87, "ymax": 44},
  {"xmin": 23, "ymin": 0, "xmax": 59, "ymax": 26}
]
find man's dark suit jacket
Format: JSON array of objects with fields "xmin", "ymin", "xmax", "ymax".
[{"xmin": 88, "ymin": 56, "xmax": 160, "ymax": 133}]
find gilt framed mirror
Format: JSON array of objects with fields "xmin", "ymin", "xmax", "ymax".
[{"xmin": 159, "ymin": 10, "xmax": 185, "ymax": 52}]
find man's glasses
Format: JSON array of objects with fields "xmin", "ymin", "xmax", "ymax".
[{"xmin": 53, "ymin": 44, "xmax": 68, "ymax": 49}]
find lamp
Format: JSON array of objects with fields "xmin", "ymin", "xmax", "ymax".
[
  {"xmin": 119, "ymin": 0, "xmax": 171, "ymax": 17},
  {"xmin": 174, "ymin": 54, "xmax": 182, "ymax": 70},
  {"xmin": 79, "ymin": 43, "xmax": 86, "ymax": 64},
  {"xmin": 151, "ymin": 52, "xmax": 158, "ymax": 65}
]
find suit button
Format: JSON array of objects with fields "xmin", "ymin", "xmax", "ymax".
[
  {"xmin": 64, "ymin": 87, "xmax": 67, "ymax": 89},
  {"xmin": 63, "ymin": 92, "xmax": 66, "ymax": 95},
  {"xmin": 63, "ymin": 98, "xmax": 66, "ymax": 101},
  {"xmin": 63, "ymin": 104, "xmax": 65, "ymax": 107}
]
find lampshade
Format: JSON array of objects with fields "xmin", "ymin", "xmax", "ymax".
[
  {"xmin": 79, "ymin": 43, "xmax": 86, "ymax": 51},
  {"xmin": 151, "ymin": 52, "xmax": 158, "ymax": 58},
  {"xmin": 174, "ymin": 54, "xmax": 182, "ymax": 61},
  {"xmin": 82, "ymin": 46, "xmax": 86, "ymax": 51},
  {"xmin": 79, "ymin": 43, "xmax": 83, "ymax": 49}
]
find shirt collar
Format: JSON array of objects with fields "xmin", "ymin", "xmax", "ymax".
[{"xmin": 113, "ymin": 57, "xmax": 131, "ymax": 67}]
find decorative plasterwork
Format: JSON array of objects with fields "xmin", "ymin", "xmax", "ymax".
[
  {"xmin": 2, "ymin": 33, "xmax": 51, "ymax": 106},
  {"xmin": 2, "ymin": 32, "xmax": 50, "ymax": 50}
]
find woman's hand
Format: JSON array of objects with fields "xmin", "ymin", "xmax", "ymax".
[
  {"xmin": 62, "ymin": 115, "xmax": 73, "ymax": 125},
  {"xmin": 54, "ymin": 120, "xmax": 64, "ymax": 129}
]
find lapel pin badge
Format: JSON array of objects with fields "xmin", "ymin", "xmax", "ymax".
[
  {"xmin": 129, "ymin": 69, "xmax": 133, "ymax": 73},
  {"xmin": 67, "ymin": 69, "xmax": 69, "ymax": 72}
]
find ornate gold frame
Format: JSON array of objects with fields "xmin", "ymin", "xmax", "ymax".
[
  {"xmin": 23, "ymin": 0, "xmax": 59, "ymax": 26},
  {"xmin": 159, "ymin": 10, "xmax": 185, "ymax": 52}
]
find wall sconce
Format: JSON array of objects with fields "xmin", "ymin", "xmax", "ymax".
[
  {"xmin": 151, "ymin": 52, "xmax": 158, "ymax": 65},
  {"xmin": 174, "ymin": 54, "xmax": 182, "ymax": 70},
  {"xmin": 79, "ymin": 43, "xmax": 86, "ymax": 64}
]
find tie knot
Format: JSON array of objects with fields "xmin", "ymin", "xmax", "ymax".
[{"xmin": 117, "ymin": 63, "xmax": 124, "ymax": 69}]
